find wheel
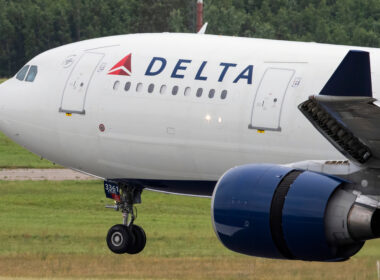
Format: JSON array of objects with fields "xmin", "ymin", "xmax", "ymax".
[
  {"xmin": 106, "ymin": 224, "xmax": 131, "ymax": 254},
  {"xmin": 125, "ymin": 224, "xmax": 146, "ymax": 254}
]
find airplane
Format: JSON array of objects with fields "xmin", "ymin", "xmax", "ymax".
[{"xmin": 1, "ymin": 31, "xmax": 380, "ymax": 262}]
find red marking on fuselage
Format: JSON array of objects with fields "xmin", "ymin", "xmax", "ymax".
[{"xmin": 108, "ymin": 54, "xmax": 132, "ymax": 76}]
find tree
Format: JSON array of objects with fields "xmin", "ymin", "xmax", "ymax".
[{"xmin": 2, "ymin": 0, "xmax": 380, "ymax": 77}]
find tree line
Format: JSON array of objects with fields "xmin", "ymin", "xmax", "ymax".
[{"xmin": 1, "ymin": 0, "xmax": 380, "ymax": 77}]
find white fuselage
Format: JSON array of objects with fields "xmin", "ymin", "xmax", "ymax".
[{"xmin": 0, "ymin": 33, "xmax": 378, "ymax": 183}]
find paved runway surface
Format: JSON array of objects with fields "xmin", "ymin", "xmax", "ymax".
[{"xmin": 0, "ymin": 169, "xmax": 99, "ymax": 181}]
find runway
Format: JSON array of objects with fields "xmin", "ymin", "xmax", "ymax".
[{"xmin": 0, "ymin": 169, "xmax": 98, "ymax": 181}]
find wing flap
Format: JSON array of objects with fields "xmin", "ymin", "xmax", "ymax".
[{"xmin": 299, "ymin": 96, "xmax": 380, "ymax": 166}]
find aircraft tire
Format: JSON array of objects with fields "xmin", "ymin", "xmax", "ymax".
[
  {"xmin": 125, "ymin": 224, "xmax": 146, "ymax": 254},
  {"xmin": 106, "ymin": 224, "xmax": 131, "ymax": 254}
]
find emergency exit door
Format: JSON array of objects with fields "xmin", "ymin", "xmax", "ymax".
[
  {"xmin": 60, "ymin": 52, "xmax": 104, "ymax": 114},
  {"xmin": 249, "ymin": 68, "xmax": 295, "ymax": 131}
]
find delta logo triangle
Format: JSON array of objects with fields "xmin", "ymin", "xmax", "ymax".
[{"xmin": 108, "ymin": 54, "xmax": 132, "ymax": 76}]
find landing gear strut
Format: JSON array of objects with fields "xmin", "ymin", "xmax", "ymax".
[{"xmin": 105, "ymin": 184, "xmax": 146, "ymax": 254}]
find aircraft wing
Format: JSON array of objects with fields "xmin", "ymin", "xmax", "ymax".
[
  {"xmin": 299, "ymin": 95, "xmax": 380, "ymax": 166},
  {"xmin": 299, "ymin": 50, "xmax": 380, "ymax": 167}
]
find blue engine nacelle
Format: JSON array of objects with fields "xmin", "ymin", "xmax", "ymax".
[{"xmin": 211, "ymin": 164, "xmax": 380, "ymax": 261}]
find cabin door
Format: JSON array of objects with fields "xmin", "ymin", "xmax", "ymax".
[
  {"xmin": 249, "ymin": 68, "xmax": 295, "ymax": 131},
  {"xmin": 60, "ymin": 52, "xmax": 104, "ymax": 114}
]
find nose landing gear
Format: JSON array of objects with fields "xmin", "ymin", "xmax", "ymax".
[{"xmin": 105, "ymin": 183, "xmax": 146, "ymax": 254}]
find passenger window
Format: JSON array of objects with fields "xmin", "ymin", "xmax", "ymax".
[
  {"xmin": 16, "ymin": 65, "xmax": 30, "ymax": 81},
  {"xmin": 25, "ymin": 66, "xmax": 38, "ymax": 82},
  {"xmin": 208, "ymin": 89, "xmax": 215, "ymax": 99},
  {"xmin": 148, "ymin": 83, "xmax": 154, "ymax": 93},
  {"xmin": 124, "ymin": 81, "xmax": 131, "ymax": 91},
  {"xmin": 160, "ymin": 85, "xmax": 167, "ymax": 95},
  {"xmin": 136, "ymin": 83, "xmax": 143, "ymax": 93},
  {"xmin": 113, "ymin": 81, "xmax": 120, "ymax": 91},
  {"xmin": 172, "ymin": 86, "xmax": 179, "ymax": 95},
  {"xmin": 196, "ymin": 88, "xmax": 203, "ymax": 97},
  {"xmin": 221, "ymin": 90, "xmax": 228, "ymax": 100},
  {"xmin": 184, "ymin": 87, "xmax": 191, "ymax": 96}
]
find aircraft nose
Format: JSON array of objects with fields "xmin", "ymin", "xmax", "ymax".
[
  {"xmin": 0, "ymin": 80, "xmax": 12, "ymax": 131},
  {"xmin": 0, "ymin": 81, "xmax": 5, "ymax": 104},
  {"xmin": 0, "ymin": 80, "xmax": 7, "ymax": 98},
  {"xmin": 0, "ymin": 82, "xmax": 6, "ymax": 113},
  {"xmin": 0, "ymin": 79, "xmax": 8, "ymax": 95}
]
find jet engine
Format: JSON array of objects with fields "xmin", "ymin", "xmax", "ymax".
[{"xmin": 211, "ymin": 164, "xmax": 380, "ymax": 261}]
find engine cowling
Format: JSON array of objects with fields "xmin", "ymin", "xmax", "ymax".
[{"xmin": 211, "ymin": 164, "xmax": 380, "ymax": 261}]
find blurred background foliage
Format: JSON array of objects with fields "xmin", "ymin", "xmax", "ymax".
[{"xmin": 1, "ymin": 0, "xmax": 380, "ymax": 76}]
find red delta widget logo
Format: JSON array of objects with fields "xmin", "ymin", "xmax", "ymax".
[
  {"xmin": 109, "ymin": 54, "xmax": 254, "ymax": 84},
  {"xmin": 108, "ymin": 54, "xmax": 132, "ymax": 76}
]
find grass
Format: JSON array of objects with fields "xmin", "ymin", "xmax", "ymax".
[
  {"xmin": 0, "ymin": 78, "xmax": 6, "ymax": 84},
  {"xmin": 0, "ymin": 131, "xmax": 58, "ymax": 168},
  {"xmin": 0, "ymin": 180, "xmax": 380, "ymax": 279}
]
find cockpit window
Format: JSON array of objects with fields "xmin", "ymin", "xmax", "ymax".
[
  {"xmin": 25, "ymin": 65, "xmax": 38, "ymax": 82},
  {"xmin": 16, "ymin": 65, "xmax": 30, "ymax": 81}
]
